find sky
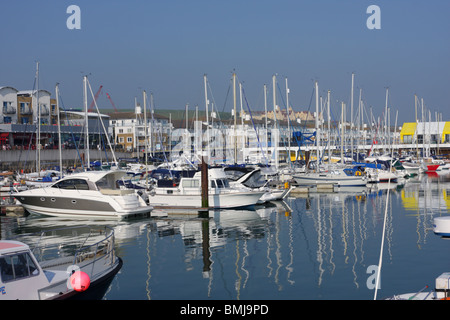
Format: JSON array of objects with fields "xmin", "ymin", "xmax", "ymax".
[{"xmin": 1, "ymin": 0, "xmax": 449, "ymax": 125}]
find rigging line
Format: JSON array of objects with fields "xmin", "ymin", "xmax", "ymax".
[
  {"xmin": 241, "ymin": 86, "xmax": 269, "ymax": 166},
  {"xmin": 275, "ymin": 82, "xmax": 294, "ymax": 167},
  {"xmin": 206, "ymin": 79, "xmax": 222, "ymax": 124},
  {"xmin": 21, "ymin": 71, "xmax": 39, "ymax": 170},
  {"xmin": 58, "ymin": 94, "xmax": 85, "ymax": 170},
  {"xmin": 151, "ymin": 94, "xmax": 173, "ymax": 170},
  {"xmin": 291, "ymin": 85, "xmax": 316, "ymax": 160},
  {"xmin": 221, "ymin": 80, "xmax": 231, "ymax": 114}
]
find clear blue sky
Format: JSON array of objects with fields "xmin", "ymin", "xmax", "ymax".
[{"xmin": 1, "ymin": 0, "xmax": 449, "ymax": 124}]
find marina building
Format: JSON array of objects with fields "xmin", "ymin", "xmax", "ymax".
[{"xmin": 400, "ymin": 122, "xmax": 450, "ymax": 144}]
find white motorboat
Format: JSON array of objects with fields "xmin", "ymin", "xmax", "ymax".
[
  {"xmin": 433, "ymin": 216, "xmax": 450, "ymax": 237},
  {"xmin": 387, "ymin": 272, "xmax": 450, "ymax": 300},
  {"xmin": 400, "ymin": 161, "xmax": 424, "ymax": 175},
  {"xmin": 293, "ymin": 167, "xmax": 366, "ymax": 187},
  {"xmin": 13, "ymin": 170, "xmax": 152, "ymax": 219},
  {"xmin": 147, "ymin": 167, "xmax": 265, "ymax": 209},
  {"xmin": 0, "ymin": 225, "xmax": 122, "ymax": 300},
  {"xmin": 18, "ymin": 170, "xmax": 62, "ymax": 188},
  {"xmin": 224, "ymin": 166, "xmax": 292, "ymax": 203},
  {"xmin": 365, "ymin": 168, "xmax": 399, "ymax": 183}
]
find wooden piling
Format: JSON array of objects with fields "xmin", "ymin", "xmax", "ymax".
[{"xmin": 199, "ymin": 156, "xmax": 209, "ymax": 217}]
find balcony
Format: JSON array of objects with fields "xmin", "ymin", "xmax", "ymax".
[
  {"xmin": 2, "ymin": 106, "xmax": 16, "ymax": 114},
  {"xmin": 40, "ymin": 105, "xmax": 50, "ymax": 116},
  {"xmin": 20, "ymin": 104, "xmax": 33, "ymax": 115}
]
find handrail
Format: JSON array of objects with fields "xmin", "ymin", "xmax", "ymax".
[{"xmin": 14, "ymin": 225, "xmax": 115, "ymax": 267}]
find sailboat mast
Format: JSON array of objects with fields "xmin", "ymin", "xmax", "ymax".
[
  {"xmin": 350, "ymin": 72, "xmax": 354, "ymax": 161},
  {"xmin": 143, "ymin": 90, "xmax": 148, "ymax": 181},
  {"xmin": 415, "ymin": 94, "xmax": 419, "ymax": 159},
  {"xmin": 239, "ymin": 82, "xmax": 245, "ymax": 163},
  {"xmin": 315, "ymin": 81, "xmax": 320, "ymax": 169},
  {"xmin": 272, "ymin": 74, "xmax": 278, "ymax": 169},
  {"xmin": 341, "ymin": 102, "xmax": 345, "ymax": 163},
  {"xmin": 36, "ymin": 62, "xmax": 41, "ymax": 175},
  {"xmin": 135, "ymin": 97, "xmax": 139, "ymax": 160},
  {"xmin": 55, "ymin": 83, "xmax": 62, "ymax": 178},
  {"xmin": 83, "ymin": 75, "xmax": 90, "ymax": 169},
  {"xmin": 285, "ymin": 77, "xmax": 291, "ymax": 166},
  {"xmin": 233, "ymin": 73, "xmax": 237, "ymax": 164},
  {"xmin": 204, "ymin": 74, "xmax": 210, "ymax": 163},
  {"xmin": 264, "ymin": 84, "xmax": 268, "ymax": 158},
  {"xmin": 384, "ymin": 87, "xmax": 389, "ymax": 154},
  {"xmin": 327, "ymin": 90, "xmax": 331, "ymax": 165}
]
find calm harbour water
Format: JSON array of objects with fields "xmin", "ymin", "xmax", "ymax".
[{"xmin": 1, "ymin": 172, "xmax": 450, "ymax": 301}]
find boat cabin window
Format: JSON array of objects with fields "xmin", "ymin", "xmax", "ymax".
[
  {"xmin": 215, "ymin": 179, "xmax": 229, "ymax": 188},
  {"xmin": 343, "ymin": 169, "xmax": 355, "ymax": 176},
  {"xmin": 241, "ymin": 171, "xmax": 265, "ymax": 188},
  {"xmin": 52, "ymin": 179, "xmax": 90, "ymax": 190},
  {"xmin": 181, "ymin": 179, "xmax": 200, "ymax": 189},
  {"xmin": 0, "ymin": 252, "xmax": 39, "ymax": 283},
  {"xmin": 96, "ymin": 175, "xmax": 119, "ymax": 190}
]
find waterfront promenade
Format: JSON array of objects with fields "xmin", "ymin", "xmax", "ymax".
[{"xmin": 0, "ymin": 149, "xmax": 130, "ymax": 171}]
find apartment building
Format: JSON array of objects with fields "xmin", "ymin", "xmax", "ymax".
[{"xmin": 108, "ymin": 111, "xmax": 171, "ymax": 153}]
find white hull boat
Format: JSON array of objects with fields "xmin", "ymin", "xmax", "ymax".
[
  {"xmin": 0, "ymin": 225, "xmax": 122, "ymax": 300},
  {"xmin": 225, "ymin": 166, "xmax": 292, "ymax": 203},
  {"xmin": 13, "ymin": 170, "xmax": 152, "ymax": 219},
  {"xmin": 293, "ymin": 168, "xmax": 366, "ymax": 187},
  {"xmin": 147, "ymin": 168, "xmax": 265, "ymax": 209},
  {"xmin": 433, "ymin": 216, "xmax": 450, "ymax": 237},
  {"xmin": 401, "ymin": 162, "xmax": 424, "ymax": 175},
  {"xmin": 387, "ymin": 272, "xmax": 450, "ymax": 300},
  {"xmin": 366, "ymin": 169, "xmax": 399, "ymax": 183}
]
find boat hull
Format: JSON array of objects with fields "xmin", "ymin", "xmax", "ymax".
[
  {"xmin": 293, "ymin": 173, "xmax": 366, "ymax": 187},
  {"xmin": 426, "ymin": 164, "xmax": 440, "ymax": 172},
  {"xmin": 433, "ymin": 216, "xmax": 450, "ymax": 237},
  {"xmin": 14, "ymin": 192, "xmax": 152, "ymax": 219},
  {"xmin": 149, "ymin": 191, "xmax": 265, "ymax": 209},
  {"xmin": 50, "ymin": 257, "xmax": 123, "ymax": 300}
]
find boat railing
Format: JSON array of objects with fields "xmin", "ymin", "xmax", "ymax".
[{"xmin": 14, "ymin": 225, "xmax": 117, "ymax": 277}]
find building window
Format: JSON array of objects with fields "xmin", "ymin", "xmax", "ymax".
[
  {"xmin": 403, "ymin": 135, "xmax": 412, "ymax": 144},
  {"xmin": 127, "ymin": 137, "xmax": 133, "ymax": 143},
  {"xmin": 20, "ymin": 102, "xmax": 30, "ymax": 114},
  {"xmin": 119, "ymin": 137, "xmax": 124, "ymax": 143},
  {"xmin": 3, "ymin": 117, "xmax": 11, "ymax": 124},
  {"xmin": 417, "ymin": 135, "xmax": 423, "ymax": 144}
]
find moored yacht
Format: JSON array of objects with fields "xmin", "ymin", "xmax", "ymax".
[
  {"xmin": 13, "ymin": 170, "xmax": 152, "ymax": 219},
  {"xmin": 0, "ymin": 225, "xmax": 122, "ymax": 300},
  {"xmin": 293, "ymin": 166, "xmax": 366, "ymax": 187},
  {"xmin": 146, "ymin": 167, "xmax": 265, "ymax": 209}
]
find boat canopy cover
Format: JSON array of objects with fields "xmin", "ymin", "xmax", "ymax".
[{"xmin": 352, "ymin": 162, "xmax": 384, "ymax": 170}]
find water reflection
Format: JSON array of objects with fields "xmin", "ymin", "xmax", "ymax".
[{"xmin": 1, "ymin": 173, "xmax": 449, "ymax": 299}]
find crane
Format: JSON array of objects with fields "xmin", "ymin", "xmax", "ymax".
[
  {"xmin": 88, "ymin": 85, "xmax": 103, "ymax": 112},
  {"xmin": 106, "ymin": 92, "xmax": 118, "ymax": 113}
]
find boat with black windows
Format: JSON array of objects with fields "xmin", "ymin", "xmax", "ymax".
[
  {"xmin": 223, "ymin": 165, "xmax": 292, "ymax": 203},
  {"xmin": 146, "ymin": 167, "xmax": 265, "ymax": 209},
  {"xmin": 0, "ymin": 225, "xmax": 122, "ymax": 300},
  {"xmin": 13, "ymin": 170, "xmax": 152, "ymax": 219}
]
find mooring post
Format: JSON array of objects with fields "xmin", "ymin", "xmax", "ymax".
[{"xmin": 199, "ymin": 156, "xmax": 209, "ymax": 217}]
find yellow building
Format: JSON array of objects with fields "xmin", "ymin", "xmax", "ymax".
[{"xmin": 400, "ymin": 121, "xmax": 450, "ymax": 144}]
